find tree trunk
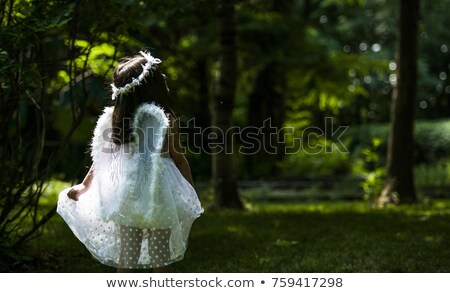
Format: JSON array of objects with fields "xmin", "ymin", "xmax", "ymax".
[
  {"xmin": 380, "ymin": 0, "xmax": 420, "ymax": 205},
  {"xmin": 211, "ymin": 1, "xmax": 243, "ymax": 209},
  {"xmin": 247, "ymin": 62, "xmax": 286, "ymax": 178}
]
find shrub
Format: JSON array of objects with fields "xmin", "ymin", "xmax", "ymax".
[
  {"xmin": 277, "ymin": 143, "xmax": 351, "ymax": 179},
  {"xmin": 346, "ymin": 119, "xmax": 450, "ymax": 166}
]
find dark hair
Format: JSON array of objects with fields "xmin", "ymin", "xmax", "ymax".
[{"xmin": 111, "ymin": 53, "xmax": 174, "ymax": 144}]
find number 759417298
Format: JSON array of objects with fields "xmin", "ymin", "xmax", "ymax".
[{"xmin": 271, "ymin": 277, "xmax": 343, "ymax": 288}]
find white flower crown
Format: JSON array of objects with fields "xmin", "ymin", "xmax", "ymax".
[{"xmin": 111, "ymin": 51, "xmax": 162, "ymax": 101}]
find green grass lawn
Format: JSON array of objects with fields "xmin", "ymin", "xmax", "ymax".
[{"xmin": 19, "ymin": 199, "xmax": 450, "ymax": 273}]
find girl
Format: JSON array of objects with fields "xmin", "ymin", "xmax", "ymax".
[{"xmin": 57, "ymin": 51, "xmax": 203, "ymax": 273}]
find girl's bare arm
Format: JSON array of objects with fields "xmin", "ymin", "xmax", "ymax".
[
  {"xmin": 168, "ymin": 115, "xmax": 194, "ymax": 187},
  {"xmin": 67, "ymin": 165, "xmax": 94, "ymax": 201}
]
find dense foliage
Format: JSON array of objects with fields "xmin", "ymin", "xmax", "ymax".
[{"xmin": 1, "ymin": 0, "xmax": 450, "ymax": 253}]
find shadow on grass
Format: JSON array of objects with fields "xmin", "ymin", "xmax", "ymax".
[{"xmin": 12, "ymin": 201, "xmax": 450, "ymax": 273}]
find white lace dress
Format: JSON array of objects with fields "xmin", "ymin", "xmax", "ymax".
[{"xmin": 57, "ymin": 103, "xmax": 203, "ymax": 269}]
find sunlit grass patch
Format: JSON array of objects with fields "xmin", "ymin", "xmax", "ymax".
[{"xmin": 179, "ymin": 200, "xmax": 450, "ymax": 273}]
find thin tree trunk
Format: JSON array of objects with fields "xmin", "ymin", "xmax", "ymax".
[
  {"xmin": 211, "ymin": 1, "xmax": 243, "ymax": 209},
  {"xmin": 247, "ymin": 62, "xmax": 286, "ymax": 178},
  {"xmin": 380, "ymin": 0, "xmax": 420, "ymax": 205}
]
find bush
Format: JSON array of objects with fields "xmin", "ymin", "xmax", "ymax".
[
  {"xmin": 414, "ymin": 120, "xmax": 450, "ymax": 164},
  {"xmin": 277, "ymin": 144, "xmax": 351, "ymax": 179},
  {"xmin": 346, "ymin": 119, "xmax": 450, "ymax": 166},
  {"xmin": 358, "ymin": 137, "xmax": 386, "ymax": 204}
]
